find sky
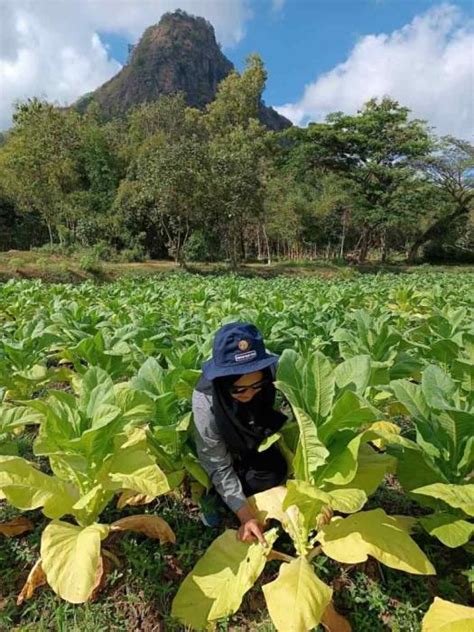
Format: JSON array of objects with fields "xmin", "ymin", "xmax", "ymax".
[{"xmin": 0, "ymin": 0, "xmax": 473, "ymax": 138}]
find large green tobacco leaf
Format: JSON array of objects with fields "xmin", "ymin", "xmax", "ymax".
[
  {"xmin": 0, "ymin": 456, "xmax": 77, "ymax": 518},
  {"xmin": 421, "ymin": 365, "xmax": 457, "ymax": 410},
  {"xmin": 292, "ymin": 407, "xmax": 329, "ymax": 483},
  {"xmin": 78, "ymin": 367, "xmax": 116, "ymax": 418},
  {"xmin": 420, "ymin": 513, "xmax": 474, "ymax": 548},
  {"xmin": 276, "ymin": 349, "xmax": 335, "ymax": 424},
  {"xmin": 317, "ymin": 508, "xmax": 436, "ymax": 575},
  {"xmin": 171, "ymin": 529, "xmax": 277, "ymax": 630},
  {"xmin": 318, "ymin": 390, "xmax": 379, "ymax": 442},
  {"xmin": 113, "ymin": 383, "xmax": 155, "ymax": 423},
  {"xmin": 391, "ymin": 442, "xmax": 445, "ymax": 494},
  {"xmin": 412, "ymin": 484, "xmax": 474, "ymax": 516},
  {"xmin": 326, "ymin": 443, "xmax": 396, "ymax": 497},
  {"xmin": 421, "ymin": 597, "xmax": 474, "ymax": 632},
  {"xmin": 333, "ymin": 354, "xmax": 371, "ymax": 395},
  {"xmin": 131, "ymin": 357, "xmax": 170, "ymax": 399},
  {"xmin": 41, "ymin": 520, "xmax": 110, "ymax": 603},
  {"xmin": 314, "ymin": 429, "xmax": 381, "ymax": 487},
  {"xmin": 263, "ymin": 557, "xmax": 332, "ymax": 632},
  {"xmin": 390, "ymin": 379, "xmax": 430, "ymax": 422}
]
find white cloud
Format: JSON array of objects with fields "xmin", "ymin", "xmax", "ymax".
[
  {"xmin": 276, "ymin": 4, "xmax": 474, "ymax": 139},
  {"xmin": 0, "ymin": 0, "xmax": 252, "ymax": 129},
  {"xmin": 272, "ymin": 0, "xmax": 285, "ymax": 12}
]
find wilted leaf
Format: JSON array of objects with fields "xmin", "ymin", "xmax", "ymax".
[
  {"xmin": 16, "ymin": 559, "xmax": 47, "ymax": 605},
  {"xmin": 0, "ymin": 516, "xmax": 34, "ymax": 537},
  {"xmin": 116, "ymin": 490, "xmax": 155, "ymax": 509},
  {"xmin": 111, "ymin": 514, "xmax": 176, "ymax": 544},
  {"xmin": 321, "ymin": 602, "xmax": 352, "ymax": 632},
  {"xmin": 263, "ymin": 557, "xmax": 332, "ymax": 632}
]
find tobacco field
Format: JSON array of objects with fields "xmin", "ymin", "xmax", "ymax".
[{"xmin": 0, "ymin": 271, "xmax": 473, "ymax": 631}]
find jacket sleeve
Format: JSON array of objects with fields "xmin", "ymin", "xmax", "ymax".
[{"xmin": 192, "ymin": 390, "xmax": 247, "ymax": 513}]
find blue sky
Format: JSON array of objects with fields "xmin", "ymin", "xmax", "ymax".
[
  {"xmin": 99, "ymin": 0, "xmax": 473, "ymax": 124},
  {"xmin": 1, "ymin": 1, "xmax": 473, "ymax": 137}
]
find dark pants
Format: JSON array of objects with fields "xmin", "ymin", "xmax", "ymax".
[{"xmin": 235, "ymin": 446, "xmax": 288, "ymax": 497}]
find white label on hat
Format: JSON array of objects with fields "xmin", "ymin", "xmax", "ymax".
[{"xmin": 234, "ymin": 350, "xmax": 257, "ymax": 362}]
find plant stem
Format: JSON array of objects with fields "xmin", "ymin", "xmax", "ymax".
[
  {"xmin": 267, "ymin": 550, "xmax": 295, "ymax": 563},
  {"xmin": 307, "ymin": 545, "xmax": 322, "ymax": 561}
]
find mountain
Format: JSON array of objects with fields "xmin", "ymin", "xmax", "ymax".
[{"xmin": 75, "ymin": 10, "xmax": 291, "ymax": 131}]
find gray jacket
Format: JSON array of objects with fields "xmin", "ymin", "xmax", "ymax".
[{"xmin": 192, "ymin": 389, "xmax": 247, "ymax": 512}]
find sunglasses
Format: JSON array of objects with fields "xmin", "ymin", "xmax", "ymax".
[{"xmin": 230, "ymin": 378, "xmax": 269, "ymax": 395}]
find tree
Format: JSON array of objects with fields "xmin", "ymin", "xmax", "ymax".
[
  {"xmin": 284, "ymin": 98, "xmax": 433, "ymax": 262},
  {"xmin": 407, "ymin": 136, "xmax": 474, "ymax": 262},
  {"xmin": 0, "ymin": 100, "xmax": 82, "ymax": 246},
  {"xmin": 205, "ymin": 54, "xmax": 267, "ymax": 134},
  {"xmin": 116, "ymin": 130, "xmax": 210, "ymax": 263}
]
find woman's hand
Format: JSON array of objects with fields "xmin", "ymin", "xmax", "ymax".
[
  {"xmin": 236, "ymin": 504, "xmax": 267, "ymax": 546},
  {"xmin": 237, "ymin": 518, "xmax": 267, "ymax": 545}
]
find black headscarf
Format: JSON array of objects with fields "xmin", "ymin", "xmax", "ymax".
[{"xmin": 195, "ymin": 366, "xmax": 287, "ymax": 457}]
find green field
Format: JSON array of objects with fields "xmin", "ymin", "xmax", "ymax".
[{"xmin": 1, "ymin": 271, "xmax": 473, "ymax": 631}]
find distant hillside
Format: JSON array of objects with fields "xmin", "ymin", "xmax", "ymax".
[{"xmin": 75, "ymin": 10, "xmax": 291, "ymax": 131}]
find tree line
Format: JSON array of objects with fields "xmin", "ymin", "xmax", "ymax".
[{"xmin": 1, "ymin": 55, "xmax": 473, "ymax": 266}]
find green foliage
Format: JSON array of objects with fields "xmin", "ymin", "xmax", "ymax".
[
  {"xmin": 0, "ymin": 270, "xmax": 472, "ymax": 626},
  {"xmin": 1, "ymin": 84, "xmax": 472, "ymax": 264}
]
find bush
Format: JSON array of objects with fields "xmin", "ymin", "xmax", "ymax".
[
  {"xmin": 182, "ymin": 231, "xmax": 223, "ymax": 262},
  {"xmin": 92, "ymin": 241, "xmax": 119, "ymax": 262},
  {"xmin": 79, "ymin": 253, "xmax": 102, "ymax": 273},
  {"xmin": 117, "ymin": 246, "xmax": 147, "ymax": 263}
]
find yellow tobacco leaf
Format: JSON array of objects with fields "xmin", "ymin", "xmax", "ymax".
[
  {"xmin": 116, "ymin": 490, "xmax": 155, "ymax": 509},
  {"xmin": 422, "ymin": 597, "xmax": 474, "ymax": 632},
  {"xmin": 172, "ymin": 528, "xmax": 277, "ymax": 630},
  {"xmin": 263, "ymin": 557, "xmax": 332, "ymax": 632},
  {"xmin": 41, "ymin": 520, "xmax": 110, "ymax": 603},
  {"xmin": 317, "ymin": 508, "xmax": 435, "ymax": 575}
]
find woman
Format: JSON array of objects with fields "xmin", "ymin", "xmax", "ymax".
[{"xmin": 192, "ymin": 322, "xmax": 288, "ymax": 544}]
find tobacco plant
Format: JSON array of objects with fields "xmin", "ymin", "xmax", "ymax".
[
  {"xmin": 171, "ymin": 348, "xmax": 437, "ymax": 631},
  {"xmin": 0, "ymin": 367, "xmax": 176, "ymax": 603},
  {"xmin": 172, "ymin": 484, "xmax": 435, "ymax": 631},
  {"xmin": 388, "ymin": 364, "xmax": 473, "ymax": 547}
]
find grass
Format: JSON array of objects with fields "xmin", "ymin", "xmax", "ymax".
[
  {"xmin": 1, "ymin": 436, "xmax": 472, "ymax": 631},
  {"xmin": 1, "ymin": 250, "xmax": 472, "ymax": 284},
  {"xmin": 1, "ymin": 471, "xmax": 472, "ymax": 631}
]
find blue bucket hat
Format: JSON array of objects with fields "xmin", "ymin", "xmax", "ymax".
[{"xmin": 202, "ymin": 322, "xmax": 278, "ymax": 380}]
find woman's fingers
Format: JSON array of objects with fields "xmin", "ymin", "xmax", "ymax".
[{"xmin": 236, "ymin": 520, "xmax": 267, "ymax": 546}]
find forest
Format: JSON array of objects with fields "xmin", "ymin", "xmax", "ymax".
[{"xmin": 0, "ymin": 55, "xmax": 473, "ymax": 267}]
